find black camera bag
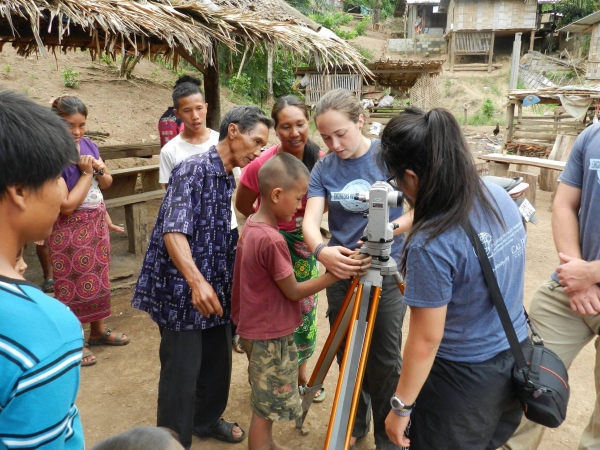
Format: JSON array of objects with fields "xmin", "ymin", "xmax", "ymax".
[
  {"xmin": 463, "ymin": 222, "xmax": 569, "ymax": 428},
  {"xmin": 512, "ymin": 340, "xmax": 569, "ymax": 428}
]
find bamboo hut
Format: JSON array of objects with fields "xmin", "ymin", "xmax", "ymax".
[{"xmin": 0, "ymin": 0, "xmax": 371, "ymax": 127}]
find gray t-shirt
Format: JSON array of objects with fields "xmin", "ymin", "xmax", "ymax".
[
  {"xmin": 308, "ymin": 139, "xmax": 404, "ymax": 259},
  {"xmin": 558, "ymin": 123, "xmax": 600, "ymax": 264},
  {"xmin": 402, "ymin": 181, "xmax": 528, "ymax": 363}
]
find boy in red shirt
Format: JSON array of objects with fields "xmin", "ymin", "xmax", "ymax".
[{"xmin": 232, "ymin": 153, "xmax": 370, "ymax": 449}]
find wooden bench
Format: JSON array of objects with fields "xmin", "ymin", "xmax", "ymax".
[
  {"xmin": 477, "ymin": 153, "xmax": 566, "ymax": 207},
  {"xmin": 103, "ymin": 165, "xmax": 164, "ymax": 256}
]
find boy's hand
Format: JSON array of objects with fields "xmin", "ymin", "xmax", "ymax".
[{"xmin": 350, "ymin": 251, "xmax": 372, "ymax": 278}]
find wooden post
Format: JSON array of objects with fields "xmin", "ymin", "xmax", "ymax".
[
  {"xmin": 507, "ymin": 102, "xmax": 515, "ymax": 143},
  {"xmin": 204, "ymin": 41, "xmax": 221, "ymax": 130},
  {"xmin": 488, "ymin": 162, "xmax": 509, "ymax": 177},
  {"xmin": 539, "ymin": 134, "xmax": 576, "ymax": 191},
  {"xmin": 530, "ymin": 30, "xmax": 535, "ymax": 52},
  {"xmin": 509, "ymin": 33, "xmax": 522, "ymax": 90},
  {"xmin": 237, "ymin": 44, "xmax": 249, "ymax": 78},
  {"xmin": 450, "ymin": 32, "xmax": 455, "ymax": 73},
  {"xmin": 266, "ymin": 43, "xmax": 274, "ymax": 108},
  {"xmin": 125, "ymin": 202, "xmax": 148, "ymax": 256},
  {"xmin": 488, "ymin": 31, "xmax": 495, "ymax": 73}
]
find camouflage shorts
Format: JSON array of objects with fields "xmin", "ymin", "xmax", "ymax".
[{"xmin": 242, "ymin": 334, "xmax": 302, "ymax": 422}]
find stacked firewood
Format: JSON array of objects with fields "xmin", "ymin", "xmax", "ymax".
[{"xmin": 505, "ymin": 141, "xmax": 552, "ymax": 158}]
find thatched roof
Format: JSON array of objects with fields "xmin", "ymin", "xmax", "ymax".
[{"xmin": 0, "ymin": 0, "xmax": 370, "ymax": 75}]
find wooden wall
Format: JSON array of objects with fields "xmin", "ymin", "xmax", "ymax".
[
  {"xmin": 586, "ymin": 24, "xmax": 600, "ymax": 82},
  {"xmin": 446, "ymin": 0, "xmax": 537, "ymax": 32}
]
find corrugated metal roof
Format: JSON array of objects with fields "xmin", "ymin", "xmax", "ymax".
[
  {"xmin": 558, "ymin": 10, "xmax": 600, "ymax": 33},
  {"xmin": 406, "ymin": 0, "xmax": 440, "ymax": 4}
]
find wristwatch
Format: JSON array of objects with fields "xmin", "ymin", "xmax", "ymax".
[{"xmin": 390, "ymin": 395, "xmax": 415, "ymax": 413}]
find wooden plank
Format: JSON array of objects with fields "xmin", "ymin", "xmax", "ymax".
[
  {"xmin": 99, "ymin": 143, "xmax": 161, "ymax": 160},
  {"xmin": 478, "ymin": 153, "xmax": 566, "ymax": 171},
  {"xmin": 104, "ymin": 190, "xmax": 165, "ymax": 209},
  {"xmin": 111, "ymin": 165, "xmax": 159, "ymax": 177},
  {"xmin": 512, "ymin": 132, "xmax": 566, "ymax": 141}
]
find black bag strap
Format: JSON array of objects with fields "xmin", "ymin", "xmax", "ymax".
[{"xmin": 462, "ymin": 221, "xmax": 528, "ymax": 370}]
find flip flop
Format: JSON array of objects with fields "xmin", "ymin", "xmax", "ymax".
[
  {"xmin": 42, "ymin": 278, "xmax": 54, "ymax": 294},
  {"xmin": 199, "ymin": 418, "xmax": 245, "ymax": 443},
  {"xmin": 313, "ymin": 387, "xmax": 326, "ymax": 403},
  {"xmin": 81, "ymin": 348, "xmax": 97, "ymax": 367},
  {"xmin": 88, "ymin": 328, "xmax": 130, "ymax": 346}
]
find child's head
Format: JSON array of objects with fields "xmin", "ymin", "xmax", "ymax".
[
  {"xmin": 0, "ymin": 90, "xmax": 78, "ymax": 244},
  {"xmin": 90, "ymin": 426, "xmax": 183, "ymax": 450},
  {"xmin": 171, "ymin": 77, "xmax": 207, "ymax": 132},
  {"xmin": 51, "ymin": 96, "xmax": 88, "ymax": 144},
  {"xmin": 257, "ymin": 153, "xmax": 310, "ymax": 222},
  {"xmin": 15, "ymin": 246, "xmax": 27, "ymax": 277}
]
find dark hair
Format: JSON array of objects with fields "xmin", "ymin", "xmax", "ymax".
[
  {"xmin": 218, "ymin": 106, "xmax": 273, "ymax": 141},
  {"xmin": 314, "ymin": 89, "xmax": 364, "ymax": 124},
  {"xmin": 51, "ymin": 95, "xmax": 89, "ymax": 118},
  {"xmin": 0, "ymin": 91, "xmax": 78, "ymax": 196},
  {"xmin": 272, "ymin": 95, "xmax": 320, "ymax": 172},
  {"xmin": 90, "ymin": 426, "xmax": 181, "ymax": 450},
  {"xmin": 379, "ymin": 107, "xmax": 502, "ymax": 274},
  {"xmin": 172, "ymin": 76, "xmax": 204, "ymax": 109},
  {"xmin": 258, "ymin": 152, "xmax": 310, "ymax": 197}
]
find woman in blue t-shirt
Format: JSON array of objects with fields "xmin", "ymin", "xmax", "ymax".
[{"xmin": 379, "ymin": 107, "xmax": 528, "ymax": 449}]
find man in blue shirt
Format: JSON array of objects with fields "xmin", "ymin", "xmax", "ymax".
[
  {"xmin": 132, "ymin": 106, "xmax": 272, "ymax": 450},
  {"xmin": 0, "ymin": 90, "xmax": 84, "ymax": 449}
]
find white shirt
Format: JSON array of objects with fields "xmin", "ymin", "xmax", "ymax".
[{"xmin": 158, "ymin": 131, "xmax": 239, "ymax": 229}]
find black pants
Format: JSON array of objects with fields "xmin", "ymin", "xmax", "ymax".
[
  {"xmin": 408, "ymin": 347, "xmax": 523, "ymax": 450},
  {"xmin": 157, "ymin": 324, "xmax": 232, "ymax": 450}
]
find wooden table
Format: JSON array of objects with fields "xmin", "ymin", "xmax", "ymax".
[{"xmin": 103, "ymin": 165, "xmax": 164, "ymax": 256}]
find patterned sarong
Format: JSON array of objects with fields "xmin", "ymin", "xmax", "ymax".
[
  {"xmin": 280, "ymin": 229, "xmax": 319, "ymax": 365},
  {"xmin": 48, "ymin": 203, "xmax": 111, "ymax": 324}
]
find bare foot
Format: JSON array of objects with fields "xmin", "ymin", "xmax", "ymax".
[{"xmin": 231, "ymin": 424, "xmax": 243, "ymax": 440}]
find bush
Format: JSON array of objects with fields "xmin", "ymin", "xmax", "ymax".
[
  {"xmin": 62, "ymin": 68, "xmax": 80, "ymax": 88},
  {"xmin": 482, "ymin": 97, "xmax": 495, "ymax": 119},
  {"xmin": 354, "ymin": 17, "xmax": 371, "ymax": 37},
  {"xmin": 228, "ymin": 74, "xmax": 252, "ymax": 96}
]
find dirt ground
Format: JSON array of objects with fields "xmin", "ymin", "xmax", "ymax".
[{"xmin": 1, "ymin": 30, "xmax": 595, "ymax": 449}]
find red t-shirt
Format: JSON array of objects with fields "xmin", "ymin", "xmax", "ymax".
[
  {"xmin": 231, "ymin": 217, "xmax": 300, "ymax": 340},
  {"xmin": 239, "ymin": 144, "xmax": 325, "ymax": 232}
]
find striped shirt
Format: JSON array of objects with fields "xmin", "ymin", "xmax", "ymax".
[{"xmin": 0, "ymin": 276, "xmax": 84, "ymax": 449}]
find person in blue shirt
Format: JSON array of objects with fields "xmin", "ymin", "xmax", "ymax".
[
  {"xmin": 132, "ymin": 105, "xmax": 272, "ymax": 450},
  {"xmin": 380, "ymin": 107, "xmax": 528, "ymax": 449},
  {"xmin": 0, "ymin": 90, "xmax": 84, "ymax": 449}
]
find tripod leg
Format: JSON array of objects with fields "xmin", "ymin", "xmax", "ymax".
[
  {"xmin": 345, "ymin": 286, "xmax": 381, "ymax": 449},
  {"xmin": 296, "ymin": 277, "xmax": 360, "ymax": 430},
  {"xmin": 325, "ymin": 280, "xmax": 381, "ymax": 450}
]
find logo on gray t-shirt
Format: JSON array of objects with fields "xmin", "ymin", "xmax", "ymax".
[{"xmin": 330, "ymin": 179, "xmax": 372, "ymax": 212}]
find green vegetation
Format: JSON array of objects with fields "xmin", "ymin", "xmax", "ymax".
[
  {"xmin": 62, "ymin": 68, "xmax": 80, "ymax": 88},
  {"xmin": 542, "ymin": 0, "xmax": 600, "ymax": 28},
  {"xmin": 463, "ymin": 98, "xmax": 498, "ymax": 126},
  {"xmin": 4, "ymin": 65, "xmax": 10, "ymax": 75},
  {"xmin": 228, "ymin": 74, "xmax": 252, "ymax": 96}
]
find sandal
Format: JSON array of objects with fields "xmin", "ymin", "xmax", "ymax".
[
  {"xmin": 232, "ymin": 334, "xmax": 244, "ymax": 354},
  {"xmin": 88, "ymin": 328, "xmax": 130, "ymax": 346},
  {"xmin": 198, "ymin": 418, "xmax": 246, "ymax": 443},
  {"xmin": 299, "ymin": 385, "xmax": 326, "ymax": 402},
  {"xmin": 81, "ymin": 348, "xmax": 97, "ymax": 367},
  {"xmin": 42, "ymin": 278, "xmax": 54, "ymax": 294}
]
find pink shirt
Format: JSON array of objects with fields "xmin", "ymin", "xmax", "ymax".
[
  {"xmin": 239, "ymin": 144, "xmax": 325, "ymax": 232},
  {"xmin": 231, "ymin": 218, "xmax": 300, "ymax": 340}
]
